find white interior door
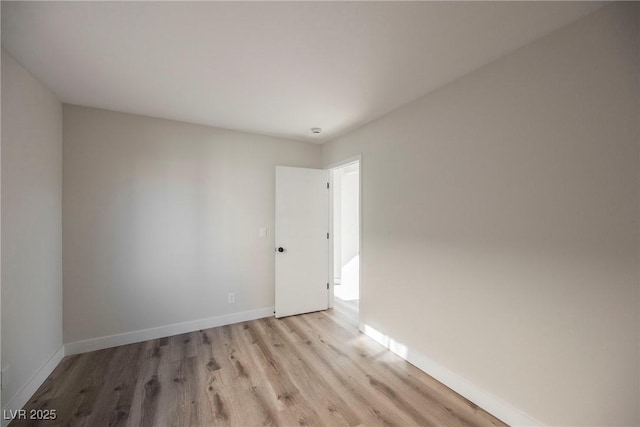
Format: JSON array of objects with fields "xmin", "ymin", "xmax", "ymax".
[{"xmin": 275, "ymin": 166, "xmax": 329, "ymax": 318}]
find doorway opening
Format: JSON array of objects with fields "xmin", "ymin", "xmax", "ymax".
[{"xmin": 330, "ymin": 159, "xmax": 360, "ymax": 323}]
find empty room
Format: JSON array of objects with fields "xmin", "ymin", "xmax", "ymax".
[{"xmin": 1, "ymin": 1, "xmax": 639, "ymax": 426}]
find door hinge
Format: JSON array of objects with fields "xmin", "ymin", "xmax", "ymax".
[
  {"xmin": 327, "ymin": 283, "xmax": 329, "ymax": 290},
  {"xmin": 327, "ymin": 232, "xmax": 329, "ymax": 239},
  {"xmin": 327, "ymin": 182, "xmax": 330, "ymax": 189}
]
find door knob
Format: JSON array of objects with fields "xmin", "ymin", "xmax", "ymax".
[{"xmin": 277, "ymin": 247, "xmax": 285, "ymax": 252}]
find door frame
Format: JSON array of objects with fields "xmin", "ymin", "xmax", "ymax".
[{"xmin": 326, "ymin": 154, "xmax": 362, "ymax": 309}]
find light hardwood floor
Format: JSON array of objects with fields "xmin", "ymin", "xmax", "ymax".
[{"xmin": 11, "ymin": 300, "xmax": 507, "ymax": 426}]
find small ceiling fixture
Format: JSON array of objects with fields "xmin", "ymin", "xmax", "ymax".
[{"xmin": 310, "ymin": 127, "xmax": 322, "ymax": 135}]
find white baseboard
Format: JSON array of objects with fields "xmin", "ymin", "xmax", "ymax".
[
  {"xmin": 2, "ymin": 346, "xmax": 65, "ymax": 427},
  {"xmin": 360, "ymin": 323, "xmax": 544, "ymax": 427},
  {"xmin": 65, "ymin": 306, "xmax": 275, "ymax": 355}
]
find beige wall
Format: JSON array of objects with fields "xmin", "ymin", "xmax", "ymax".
[
  {"xmin": 1, "ymin": 51, "xmax": 63, "ymax": 408},
  {"xmin": 322, "ymin": 4, "xmax": 639, "ymax": 426},
  {"xmin": 63, "ymin": 105, "xmax": 321, "ymax": 344}
]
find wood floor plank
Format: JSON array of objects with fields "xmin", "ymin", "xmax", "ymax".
[
  {"xmin": 208, "ymin": 324, "xmax": 277, "ymax": 426},
  {"xmin": 255, "ymin": 318, "xmax": 361, "ymax": 427},
  {"xmin": 240, "ymin": 322, "xmax": 326, "ymax": 426},
  {"xmin": 85, "ymin": 343, "xmax": 144, "ymax": 427},
  {"xmin": 126, "ymin": 339, "xmax": 165, "ymax": 427},
  {"xmin": 11, "ymin": 303, "xmax": 509, "ymax": 427}
]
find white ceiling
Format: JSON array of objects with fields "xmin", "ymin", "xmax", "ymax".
[{"xmin": 2, "ymin": 1, "xmax": 602, "ymax": 143}]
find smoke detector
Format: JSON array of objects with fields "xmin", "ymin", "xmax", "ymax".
[{"xmin": 310, "ymin": 127, "xmax": 322, "ymax": 135}]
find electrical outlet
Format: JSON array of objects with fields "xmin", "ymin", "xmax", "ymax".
[{"xmin": 228, "ymin": 293, "xmax": 235, "ymax": 304}]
